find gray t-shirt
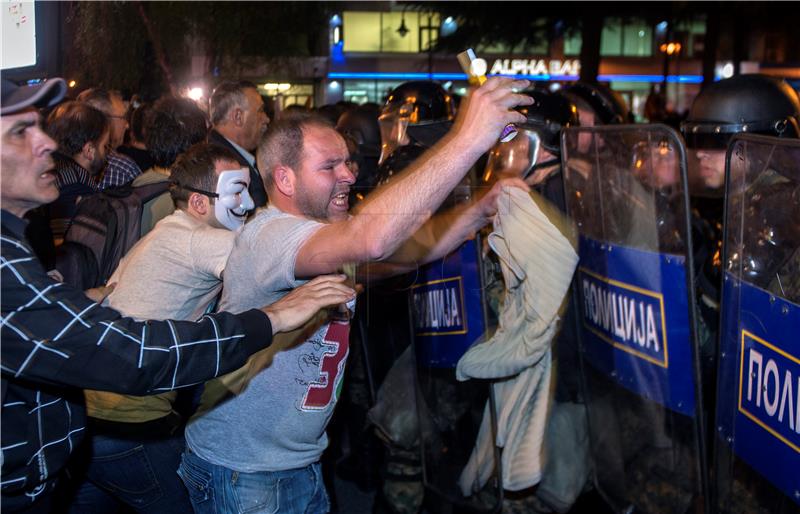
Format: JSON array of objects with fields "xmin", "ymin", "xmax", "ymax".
[{"xmin": 185, "ymin": 206, "xmax": 352, "ymax": 472}]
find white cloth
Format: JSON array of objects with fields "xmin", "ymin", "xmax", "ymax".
[{"xmin": 457, "ymin": 187, "xmax": 578, "ymax": 494}]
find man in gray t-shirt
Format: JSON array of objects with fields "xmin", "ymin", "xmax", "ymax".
[{"xmin": 182, "ymin": 78, "xmax": 533, "ymax": 514}]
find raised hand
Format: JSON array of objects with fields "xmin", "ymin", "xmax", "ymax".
[
  {"xmin": 451, "ymin": 77, "xmax": 534, "ymax": 156},
  {"xmin": 474, "ymin": 177, "xmax": 530, "ymax": 223},
  {"xmin": 261, "ymin": 274, "xmax": 356, "ymax": 334}
]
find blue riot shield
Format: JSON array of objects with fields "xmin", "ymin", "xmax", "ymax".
[
  {"xmin": 411, "ymin": 236, "xmax": 503, "ymax": 512},
  {"xmin": 560, "ymin": 125, "xmax": 709, "ymax": 513},
  {"xmin": 715, "ymin": 134, "xmax": 800, "ymax": 514}
]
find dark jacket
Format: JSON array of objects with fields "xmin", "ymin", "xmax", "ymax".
[
  {"xmin": 208, "ymin": 129, "xmax": 268, "ymax": 208},
  {"xmin": 0, "ymin": 210, "xmax": 271, "ymax": 512}
]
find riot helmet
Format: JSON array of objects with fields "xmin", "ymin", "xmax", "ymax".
[
  {"xmin": 378, "ymin": 81, "xmax": 456, "ymax": 164},
  {"xmin": 337, "ymin": 104, "xmax": 381, "ymax": 161},
  {"xmin": 682, "ymin": 74, "xmax": 800, "ymax": 195},
  {"xmin": 336, "ymin": 104, "xmax": 382, "ymax": 203},
  {"xmin": 484, "ymin": 88, "xmax": 578, "ymax": 183},
  {"xmin": 561, "ymin": 81, "xmax": 632, "ymax": 126}
]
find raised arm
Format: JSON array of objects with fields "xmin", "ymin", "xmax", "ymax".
[
  {"xmin": 295, "ymin": 78, "xmax": 532, "ymax": 278},
  {"xmin": 359, "ymin": 178, "xmax": 529, "ymax": 279}
]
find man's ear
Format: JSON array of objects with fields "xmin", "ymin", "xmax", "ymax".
[
  {"xmin": 232, "ymin": 107, "xmax": 245, "ymax": 127},
  {"xmin": 188, "ymin": 192, "xmax": 209, "ymax": 215},
  {"xmin": 273, "ymin": 165, "xmax": 295, "ymax": 197},
  {"xmin": 81, "ymin": 140, "xmax": 96, "ymax": 161}
]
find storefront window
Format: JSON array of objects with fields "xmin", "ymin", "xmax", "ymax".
[
  {"xmin": 674, "ymin": 19, "xmax": 706, "ymax": 58},
  {"xmin": 623, "ymin": 24, "xmax": 652, "ymax": 56},
  {"xmin": 380, "ymin": 12, "xmax": 419, "ymax": 52},
  {"xmin": 343, "ymin": 80, "xmax": 405, "ymax": 104},
  {"xmin": 343, "ymin": 11, "xmax": 439, "ymax": 53},
  {"xmin": 260, "ymin": 83, "xmax": 314, "ymax": 110},
  {"xmin": 343, "ymin": 12, "xmax": 381, "ymax": 52},
  {"xmin": 601, "ymin": 18, "xmax": 623, "ymax": 56},
  {"xmin": 602, "ymin": 17, "xmax": 653, "ymax": 57},
  {"xmin": 564, "ymin": 31, "xmax": 582, "ymax": 56}
]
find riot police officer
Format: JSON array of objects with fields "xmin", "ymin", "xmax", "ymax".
[
  {"xmin": 376, "ymin": 81, "xmax": 456, "ymax": 184},
  {"xmin": 681, "ymin": 74, "xmax": 800, "ymax": 367},
  {"xmin": 682, "ymin": 74, "xmax": 799, "ymax": 196},
  {"xmin": 561, "ymin": 81, "xmax": 633, "ymax": 127}
]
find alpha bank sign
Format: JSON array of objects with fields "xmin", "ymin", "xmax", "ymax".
[{"xmin": 473, "ymin": 58, "xmax": 581, "ymax": 77}]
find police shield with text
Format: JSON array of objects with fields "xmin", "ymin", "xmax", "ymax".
[
  {"xmin": 714, "ymin": 135, "xmax": 800, "ymax": 513},
  {"xmin": 561, "ymin": 123, "xmax": 709, "ymax": 513}
]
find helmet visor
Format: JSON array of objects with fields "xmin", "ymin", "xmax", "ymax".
[
  {"xmin": 483, "ymin": 128, "xmax": 541, "ymax": 182},
  {"xmin": 378, "ymin": 102, "xmax": 413, "ymax": 165}
]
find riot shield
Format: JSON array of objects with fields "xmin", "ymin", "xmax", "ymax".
[
  {"xmin": 561, "ymin": 125, "xmax": 709, "ymax": 513},
  {"xmin": 411, "ymin": 236, "xmax": 503, "ymax": 512},
  {"xmin": 714, "ymin": 134, "xmax": 800, "ymax": 514}
]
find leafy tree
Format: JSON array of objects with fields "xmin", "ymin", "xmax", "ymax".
[{"xmin": 64, "ymin": 1, "xmax": 333, "ymax": 97}]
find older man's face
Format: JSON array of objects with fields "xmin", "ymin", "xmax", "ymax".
[
  {"xmin": 294, "ymin": 125, "xmax": 355, "ymax": 222},
  {"xmin": 240, "ymin": 88, "xmax": 269, "ymax": 152},
  {"xmin": 106, "ymin": 94, "xmax": 129, "ymax": 150},
  {"xmin": 1, "ymin": 108, "xmax": 59, "ymax": 217}
]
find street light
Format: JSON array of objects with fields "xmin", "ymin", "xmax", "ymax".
[
  {"xmin": 397, "ymin": 5, "xmax": 410, "ymax": 38},
  {"xmin": 659, "ymin": 38, "xmax": 681, "ymax": 113},
  {"xmin": 397, "ymin": 17, "xmax": 409, "ymax": 37},
  {"xmin": 659, "ymin": 42, "xmax": 682, "ymax": 56}
]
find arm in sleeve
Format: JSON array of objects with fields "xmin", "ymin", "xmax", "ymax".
[{"xmin": 1, "ymin": 237, "xmax": 271, "ymax": 394}]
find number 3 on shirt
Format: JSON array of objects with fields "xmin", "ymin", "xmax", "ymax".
[{"xmin": 302, "ymin": 322, "xmax": 350, "ymax": 410}]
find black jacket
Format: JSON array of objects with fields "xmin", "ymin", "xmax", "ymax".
[
  {"xmin": 208, "ymin": 129, "xmax": 268, "ymax": 208},
  {"xmin": 0, "ymin": 210, "xmax": 271, "ymax": 511}
]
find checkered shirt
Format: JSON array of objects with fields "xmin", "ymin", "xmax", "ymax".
[
  {"xmin": 97, "ymin": 151, "xmax": 142, "ymax": 190},
  {"xmin": 0, "ymin": 210, "xmax": 270, "ymax": 507}
]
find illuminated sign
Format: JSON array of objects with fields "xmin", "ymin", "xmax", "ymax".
[{"xmin": 474, "ymin": 58, "xmax": 581, "ymax": 77}]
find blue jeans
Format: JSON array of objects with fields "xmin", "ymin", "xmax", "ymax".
[
  {"xmin": 178, "ymin": 449, "xmax": 329, "ymax": 514},
  {"xmin": 66, "ymin": 429, "xmax": 192, "ymax": 513}
]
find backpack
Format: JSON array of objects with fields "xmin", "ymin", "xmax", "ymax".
[{"xmin": 56, "ymin": 181, "xmax": 170, "ymax": 289}]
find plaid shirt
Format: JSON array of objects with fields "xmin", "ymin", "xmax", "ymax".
[
  {"xmin": 0, "ymin": 210, "xmax": 270, "ymax": 509},
  {"xmin": 97, "ymin": 151, "xmax": 141, "ymax": 191}
]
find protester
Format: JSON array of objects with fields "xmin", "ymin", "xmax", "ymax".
[
  {"xmin": 45, "ymin": 101, "xmax": 109, "ymax": 242},
  {"xmin": 181, "ymin": 77, "xmax": 532, "ymax": 514},
  {"xmin": 65, "ymin": 143, "xmax": 255, "ymax": 513},
  {"xmin": 117, "ymin": 103, "xmax": 155, "ymax": 171},
  {"xmin": 77, "ymin": 88, "xmax": 142, "ymax": 189}
]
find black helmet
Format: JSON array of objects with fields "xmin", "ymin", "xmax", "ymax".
[
  {"xmin": 516, "ymin": 88, "xmax": 579, "ymax": 154},
  {"xmin": 682, "ymin": 74, "xmax": 800, "ymax": 149},
  {"xmin": 381, "ymin": 81, "xmax": 455, "ymax": 125},
  {"xmin": 483, "ymin": 89, "xmax": 578, "ymax": 183},
  {"xmin": 561, "ymin": 82, "xmax": 632, "ymax": 125},
  {"xmin": 337, "ymin": 104, "xmax": 382, "ymax": 205},
  {"xmin": 336, "ymin": 104, "xmax": 381, "ymax": 159},
  {"xmin": 378, "ymin": 81, "xmax": 456, "ymax": 163}
]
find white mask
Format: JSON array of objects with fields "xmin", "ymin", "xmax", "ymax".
[{"xmin": 214, "ymin": 168, "xmax": 255, "ymax": 230}]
